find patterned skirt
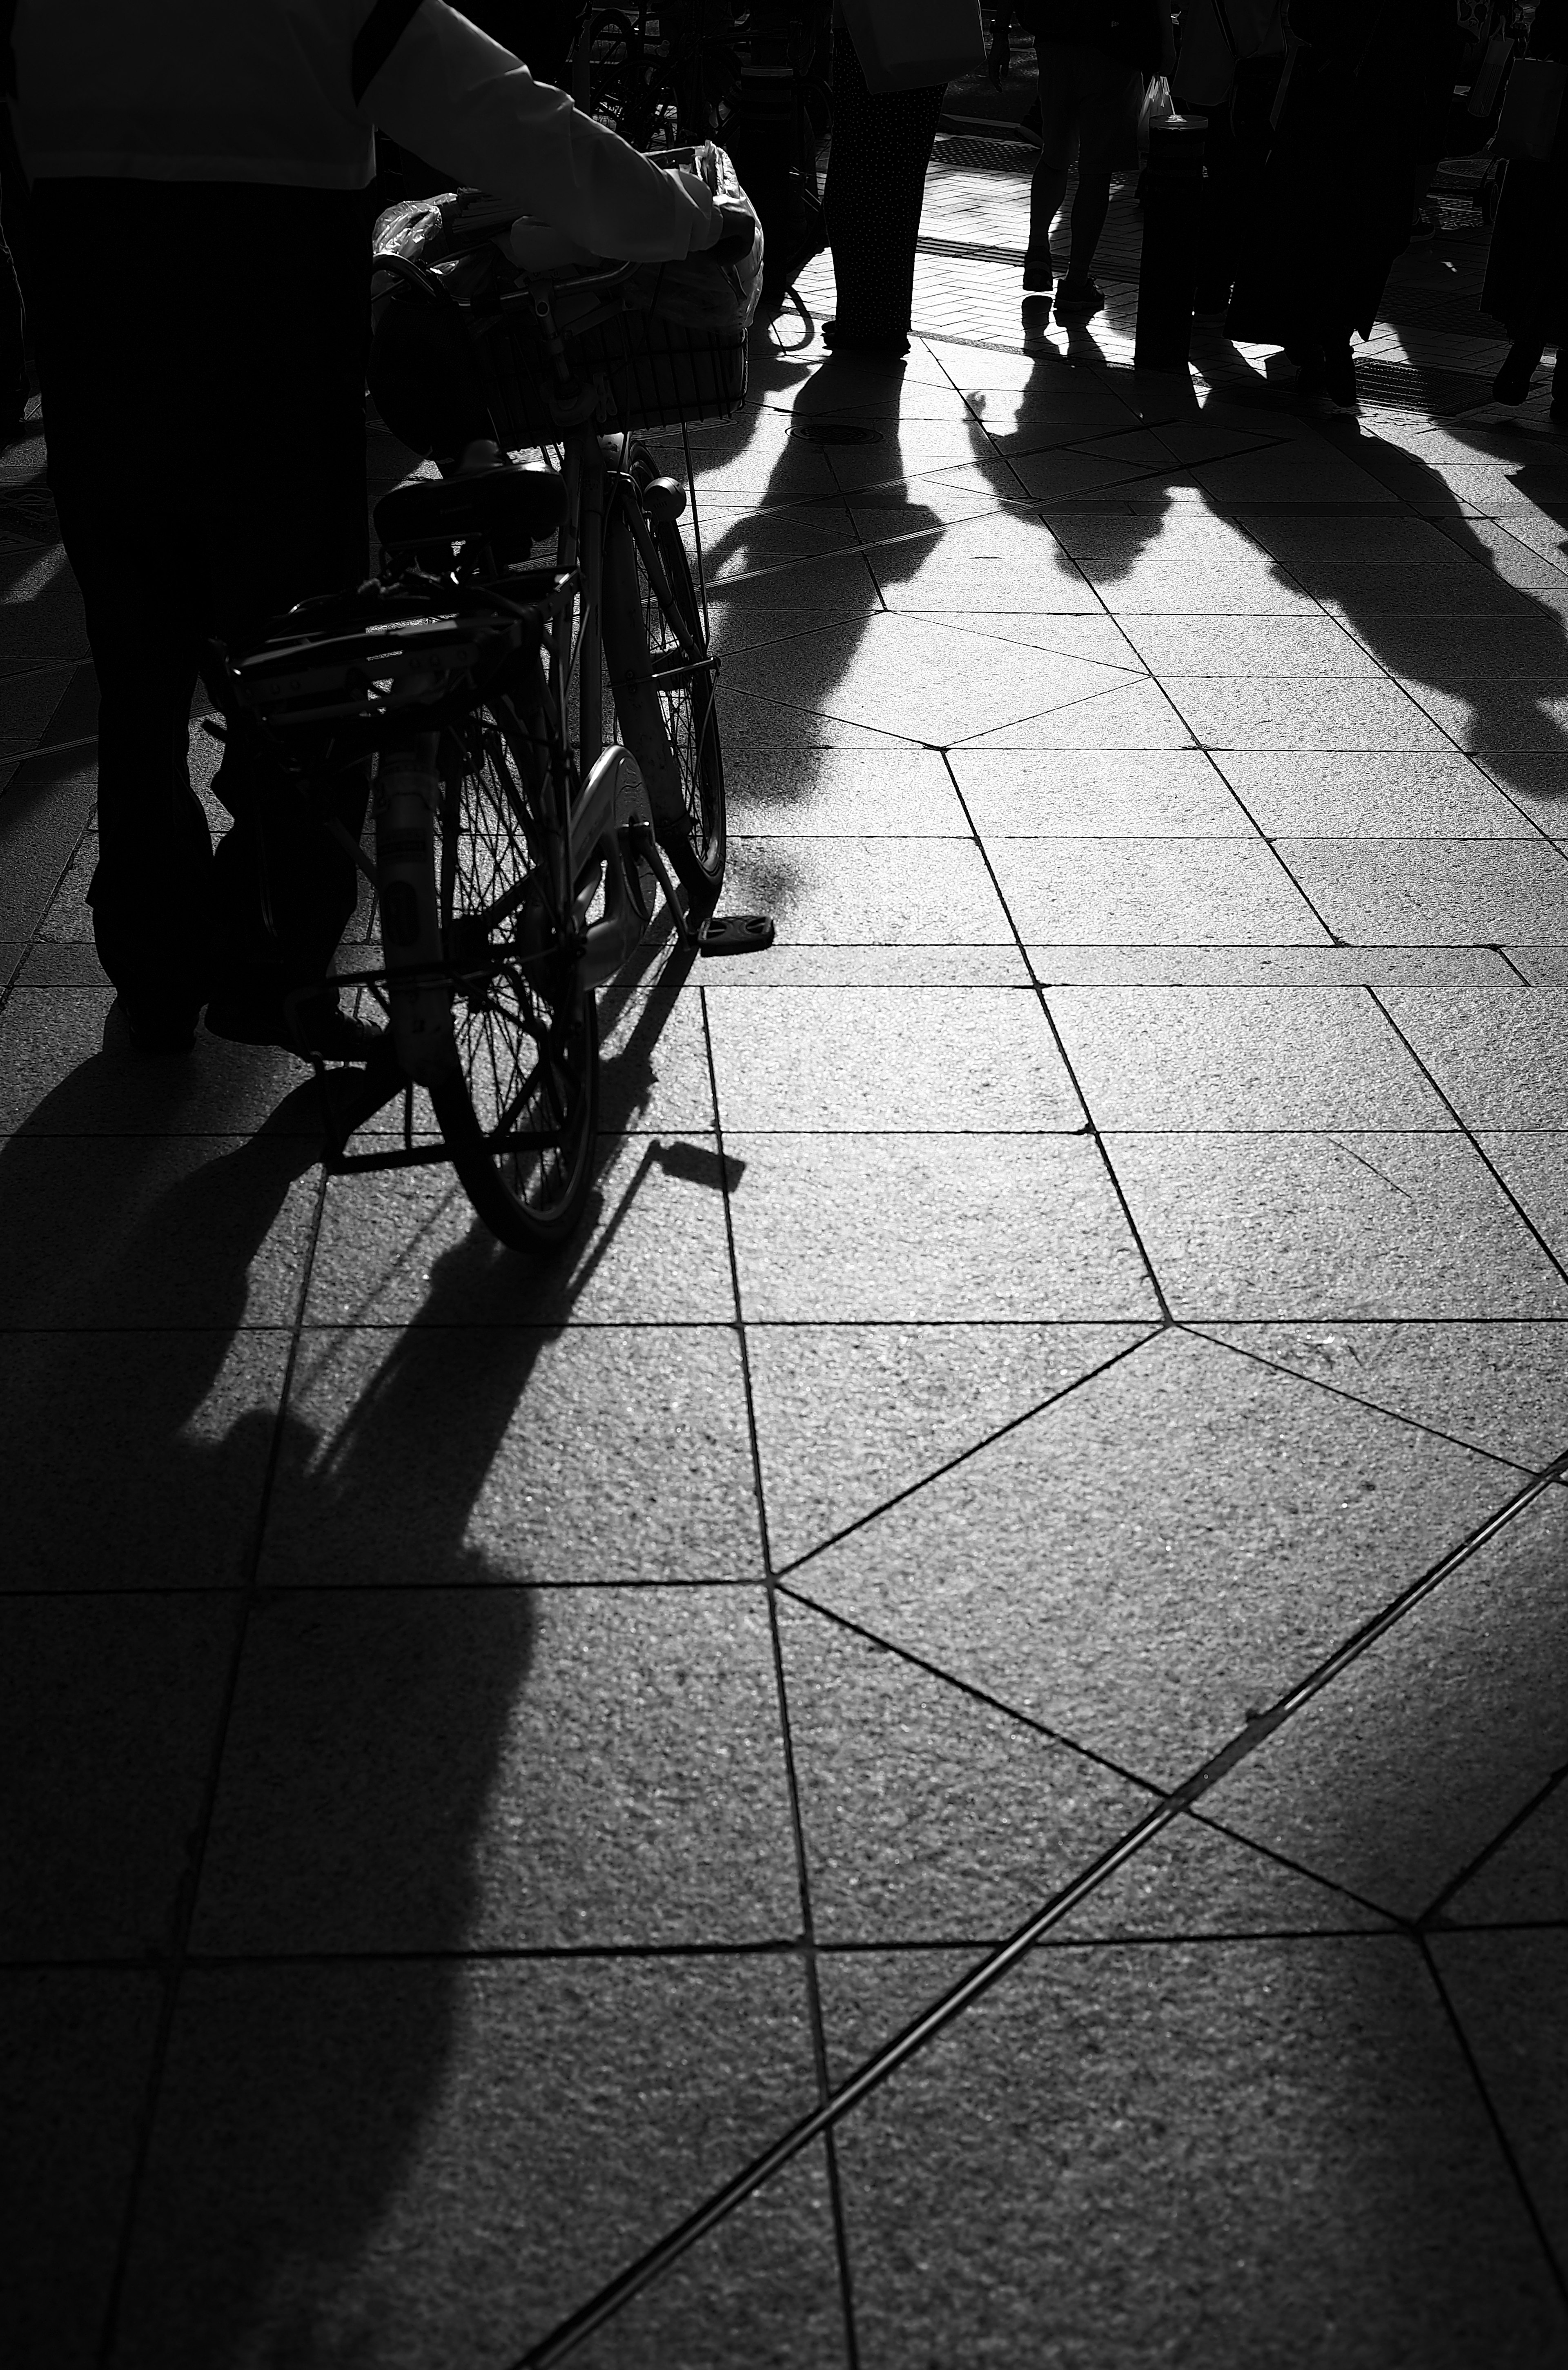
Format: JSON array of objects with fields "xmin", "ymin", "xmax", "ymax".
[{"xmin": 821, "ymin": 25, "xmax": 945, "ymax": 341}]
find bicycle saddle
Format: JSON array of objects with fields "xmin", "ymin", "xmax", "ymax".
[{"xmin": 375, "ymin": 463, "xmax": 566, "ymax": 553}]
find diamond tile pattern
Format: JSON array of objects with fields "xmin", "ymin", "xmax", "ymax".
[{"xmin": 6, "ymin": 147, "xmax": 1568, "ymax": 2370}]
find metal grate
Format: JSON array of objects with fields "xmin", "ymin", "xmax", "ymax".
[
  {"xmin": 1351, "ymin": 358, "xmax": 1499, "ymax": 414},
  {"xmin": 929, "ymin": 134, "xmax": 1036, "ymax": 172}
]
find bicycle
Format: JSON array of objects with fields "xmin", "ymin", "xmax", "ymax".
[{"xmin": 201, "ymin": 167, "xmax": 771, "ymax": 1254}]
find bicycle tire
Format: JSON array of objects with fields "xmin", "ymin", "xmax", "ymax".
[
  {"xmin": 607, "ymin": 447, "xmax": 726, "ymax": 907},
  {"xmin": 427, "ymin": 697, "xmax": 599, "ymax": 1250}
]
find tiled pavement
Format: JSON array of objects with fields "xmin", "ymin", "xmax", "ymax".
[{"xmin": 4, "ymin": 159, "xmax": 1568, "ymax": 2370}]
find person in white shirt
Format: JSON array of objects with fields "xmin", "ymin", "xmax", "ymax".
[{"xmin": 6, "ymin": 0, "xmax": 718, "ymax": 1055}]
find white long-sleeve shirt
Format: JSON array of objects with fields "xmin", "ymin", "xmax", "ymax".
[{"xmin": 7, "ymin": 0, "xmax": 712, "ymax": 261}]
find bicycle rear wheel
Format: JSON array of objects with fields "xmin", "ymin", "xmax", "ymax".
[
  {"xmin": 608, "ymin": 448, "xmax": 726, "ymax": 907},
  {"xmin": 428, "ymin": 698, "xmax": 598, "ymax": 1251}
]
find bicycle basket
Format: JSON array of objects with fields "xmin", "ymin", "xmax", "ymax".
[{"xmin": 477, "ymin": 294, "xmax": 750, "ymax": 443}]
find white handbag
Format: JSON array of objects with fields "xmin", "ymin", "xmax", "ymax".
[{"xmin": 841, "ymin": 0, "xmax": 985, "ymax": 94}]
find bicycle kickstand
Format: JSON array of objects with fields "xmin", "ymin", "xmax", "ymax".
[{"xmin": 623, "ymin": 818, "xmax": 776, "ymax": 958}]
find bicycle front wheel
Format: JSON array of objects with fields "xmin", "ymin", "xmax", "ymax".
[
  {"xmin": 428, "ymin": 699, "xmax": 599, "ymax": 1251},
  {"xmin": 607, "ymin": 450, "xmax": 726, "ymax": 909}
]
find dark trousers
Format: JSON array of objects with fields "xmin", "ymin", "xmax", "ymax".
[{"xmin": 29, "ymin": 178, "xmax": 372, "ymax": 1009}]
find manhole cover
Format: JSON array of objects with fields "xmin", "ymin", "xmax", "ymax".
[{"xmin": 791, "ymin": 418, "xmax": 884, "ymax": 445}]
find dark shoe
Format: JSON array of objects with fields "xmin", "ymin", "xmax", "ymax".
[
  {"xmin": 1054, "ymin": 278, "xmax": 1104, "ymax": 321},
  {"xmin": 1494, "ymin": 339, "xmax": 1544, "ymax": 404},
  {"xmin": 1321, "ymin": 343, "xmax": 1357, "ymax": 407},
  {"xmin": 1022, "ymin": 249, "xmax": 1053, "ymax": 294},
  {"xmin": 821, "ymin": 319, "xmax": 910, "ymax": 358},
  {"xmin": 113, "ymin": 991, "xmax": 199, "ymax": 1056},
  {"xmin": 206, "ymin": 993, "xmax": 385, "ymax": 1062}
]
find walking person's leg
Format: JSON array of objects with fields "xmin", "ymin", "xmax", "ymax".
[
  {"xmin": 1054, "ymin": 52, "xmax": 1141, "ymax": 319},
  {"xmin": 1025, "ymin": 43, "xmax": 1077, "ymax": 292}
]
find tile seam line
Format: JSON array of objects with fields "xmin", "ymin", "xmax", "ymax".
[
  {"xmin": 506, "ymin": 1448, "xmax": 1568, "ymax": 2370},
  {"xmin": 771, "ymin": 1575, "xmax": 1394, "ymax": 1921},
  {"xmin": 1180, "ymin": 1322, "xmax": 1541, "ymax": 1479},
  {"xmin": 696, "ymin": 985, "xmax": 862, "ymax": 2370},
  {"xmin": 767, "ymin": 1325, "xmax": 1157, "ymax": 1582},
  {"xmin": 1421, "ymin": 1754, "xmax": 1568, "ymax": 1925},
  {"xmin": 1419, "ymin": 1931, "xmax": 1568, "ymax": 2305},
  {"xmin": 92, "ymin": 1155, "xmax": 331, "ymax": 2367},
  {"xmin": 1366, "ymin": 986, "xmax": 1568, "ymax": 1294},
  {"xmin": 938, "ymin": 751, "xmax": 1174, "ymax": 1324}
]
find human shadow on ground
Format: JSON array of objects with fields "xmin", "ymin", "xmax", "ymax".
[
  {"xmin": 0, "ymin": 978, "xmax": 722, "ymax": 2366},
  {"xmin": 1192, "ymin": 382, "xmax": 1568, "ymax": 812}
]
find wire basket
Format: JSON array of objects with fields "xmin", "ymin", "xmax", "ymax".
[{"xmin": 475, "ymin": 298, "xmax": 749, "ymax": 444}]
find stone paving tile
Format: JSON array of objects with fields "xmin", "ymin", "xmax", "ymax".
[
  {"xmin": 1, "ymin": 1327, "xmax": 289, "ymax": 1589},
  {"xmin": 1430, "ymin": 1930, "xmax": 1568, "ymax": 2274},
  {"xmin": 1027, "ymin": 944, "xmax": 1521, "ymax": 985},
  {"xmin": 791, "ymin": 1328, "xmax": 1513, "ymax": 1783},
  {"xmin": 261, "ymin": 1323, "xmax": 761, "ymax": 1587},
  {"xmin": 0, "ymin": 985, "xmax": 346, "ymax": 1136},
  {"xmin": 1107, "ymin": 1131, "xmax": 1568, "ymax": 1319},
  {"xmin": 1115, "ymin": 614, "xmax": 1383, "ymax": 676},
  {"xmin": 1163, "ymin": 675, "xmax": 1454, "ymax": 752},
  {"xmin": 113, "ymin": 1959, "xmax": 837, "ymax": 2370},
  {"xmin": 953, "ymin": 747, "xmax": 1255, "ymax": 835},
  {"xmin": 1379, "ymin": 986, "xmax": 1568, "ymax": 1128},
  {"xmin": 866, "ymin": 505, "xmax": 1104, "ymax": 612},
  {"xmin": 0, "ymin": 1132, "xmax": 318, "ymax": 1328},
  {"xmin": 1441, "ymin": 1780, "xmax": 1568, "ymax": 1923},
  {"xmin": 1216, "ymin": 749, "xmax": 1539, "ymax": 837},
  {"xmin": 697, "ymin": 942, "xmax": 1034, "ymax": 987},
  {"xmin": 304, "ymin": 1136, "xmax": 736, "ymax": 1327},
  {"xmin": 1191, "ymin": 1319, "xmax": 1568, "ymax": 1468},
  {"xmin": 1209, "ymin": 1490, "xmax": 1568, "ymax": 1919},
  {"xmin": 726, "ymin": 1132, "xmax": 1156, "ymax": 1324},
  {"xmin": 722, "ymin": 835, "xmax": 1009, "ymax": 944},
  {"xmin": 719, "ymin": 610, "xmax": 1132, "ymax": 746},
  {"xmin": 705, "ymin": 985, "xmax": 1084, "ymax": 1132},
  {"xmin": 3, "ymin": 1971, "xmax": 163, "ymax": 2370},
  {"xmin": 724, "ymin": 747, "xmax": 967, "ymax": 837},
  {"xmin": 195, "ymin": 1585, "xmax": 793, "ymax": 1952},
  {"xmin": 747, "ymin": 1321, "xmax": 1152, "ymax": 1566},
  {"xmin": 1475, "ymin": 1132, "xmax": 1568, "ymax": 1270},
  {"xmin": 777, "ymin": 1597, "xmax": 1390, "ymax": 1946},
  {"xmin": 819, "ymin": 1940, "xmax": 1566, "ymax": 2370},
  {"xmin": 0, "ymin": 1596, "xmax": 236, "ymax": 1959},
  {"xmin": 956, "ymin": 674, "xmax": 1196, "ymax": 748},
  {"xmin": 991, "ymin": 837, "xmax": 1328, "ymax": 943},
  {"xmin": 1278, "ymin": 837, "xmax": 1568, "ymax": 943},
  {"xmin": 1050, "ymin": 985, "xmax": 1453, "ymax": 1129}
]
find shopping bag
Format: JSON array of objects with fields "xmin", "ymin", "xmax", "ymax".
[
  {"xmin": 1137, "ymin": 73, "xmax": 1175, "ymax": 153},
  {"xmin": 841, "ymin": 0, "xmax": 985, "ymax": 94},
  {"xmin": 1494, "ymin": 54, "xmax": 1568, "ymax": 160}
]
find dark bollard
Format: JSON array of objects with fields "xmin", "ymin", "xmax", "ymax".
[{"xmin": 1135, "ymin": 115, "xmax": 1207, "ymax": 371}]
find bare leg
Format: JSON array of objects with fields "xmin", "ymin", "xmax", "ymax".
[{"xmin": 1028, "ymin": 161, "xmax": 1069, "ymax": 263}]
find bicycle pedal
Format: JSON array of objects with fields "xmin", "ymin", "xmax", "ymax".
[{"xmin": 697, "ymin": 913, "xmax": 776, "ymax": 958}]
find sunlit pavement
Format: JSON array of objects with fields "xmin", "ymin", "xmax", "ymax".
[{"xmin": 4, "ymin": 155, "xmax": 1568, "ymax": 2368}]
